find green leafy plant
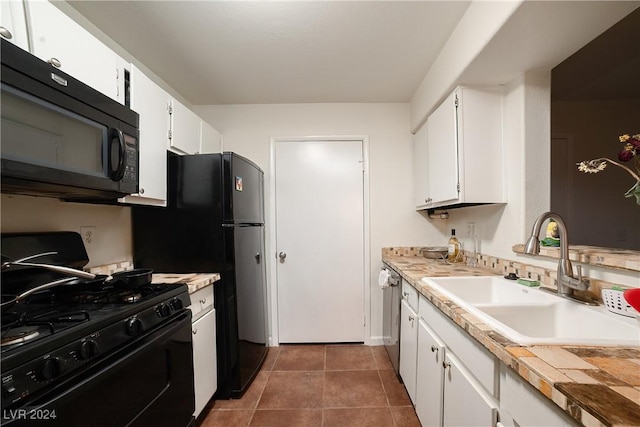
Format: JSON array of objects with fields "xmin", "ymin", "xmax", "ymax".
[{"xmin": 577, "ymin": 133, "xmax": 640, "ymax": 204}]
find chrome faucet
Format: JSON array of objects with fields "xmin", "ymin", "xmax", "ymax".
[{"xmin": 524, "ymin": 212, "xmax": 597, "ymax": 305}]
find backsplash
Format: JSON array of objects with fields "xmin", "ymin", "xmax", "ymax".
[
  {"xmin": 381, "ymin": 247, "xmax": 639, "ymax": 300},
  {"xmin": 88, "ymin": 260, "xmax": 134, "ymax": 276}
]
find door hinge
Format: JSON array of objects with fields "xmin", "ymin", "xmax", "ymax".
[
  {"xmin": 454, "ymin": 94, "xmax": 459, "ymax": 108},
  {"xmin": 168, "ymin": 130, "xmax": 173, "ymax": 140},
  {"xmin": 168, "ymin": 101, "xmax": 173, "ymax": 115},
  {"xmin": 364, "ymin": 315, "xmax": 367, "ymax": 327},
  {"xmin": 457, "ymin": 182, "xmax": 461, "ymax": 192}
]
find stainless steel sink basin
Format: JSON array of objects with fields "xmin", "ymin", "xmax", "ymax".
[{"xmin": 421, "ymin": 276, "xmax": 640, "ymax": 347}]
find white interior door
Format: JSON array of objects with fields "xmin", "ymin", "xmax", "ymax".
[{"xmin": 275, "ymin": 140, "xmax": 365, "ymax": 343}]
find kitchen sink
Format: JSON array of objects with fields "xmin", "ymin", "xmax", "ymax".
[
  {"xmin": 420, "ymin": 276, "xmax": 557, "ymax": 306},
  {"xmin": 421, "ymin": 276, "xmax": 640, "ymax": 347}
]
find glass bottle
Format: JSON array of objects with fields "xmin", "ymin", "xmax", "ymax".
[
  {"xmin": 447, "ymin": 229, "xmax": 461, "ymax": 263},
  {"xmin": 466, "ymin": 222, "xmax": 478, "ymax": 267}
]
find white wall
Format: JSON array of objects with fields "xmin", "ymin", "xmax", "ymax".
[
  {"xmin": 410, "ymin": 0, "xmax": 521, "ymax": 131},
  {"xmin": 1, "ymin": 194, "xmax": 132, "ymax": 267},
  {"xmin": 195, "ymin": 103, "xmax": 431, "ymax": 343}
]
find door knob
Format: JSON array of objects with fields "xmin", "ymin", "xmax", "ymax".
[{"xmin": 278, "ymin": 252, "xmax": 287, "ymax": 262}]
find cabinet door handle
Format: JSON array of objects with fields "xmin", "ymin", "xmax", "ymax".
[
  {"xmin": 431, "ymin": 345, "xmax": 438, "ymax": 353},
  {"xmin": 47, "ymin": 58, "xmax": 62, "ymax": 68},
  {"xmin": 408, "ymin": 316, "xmax": 414, "ymax": 321},
  {"xmin": 199, "ymin": 298, "xmax": 206, "ymax": 305},
  {"xmin": 192, "ymin": 328, "xmax": 197, "ymax": 335},
  {"xmin": 402, "ymin": 291, "xmax": 409, "ymax": 298},
  {"xmin": 139, "ymin": 187, "xmax": 145, "ymax": 195},
  {"xmin": 442, "ymin": 361, "xmax": 451, "ymax": 370},
  {"xmin": 0, "ymin": 27, "xmax": 13, "ymax": 40}
]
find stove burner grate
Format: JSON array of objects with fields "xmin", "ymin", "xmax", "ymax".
[
  {"xmin": 120, "ymin": 291, "xmax": 143, "ymax": 303},
  {"xmin": 1, "ymin": 326, "xmax": 40, "ymax": 346},
  {"xmin": 1, "ymin": 310, "xmax": 91, "ymax": 349}
]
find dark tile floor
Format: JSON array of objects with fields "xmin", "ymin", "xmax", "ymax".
[{"xmin": 200, "ymin": 345, "xmax": 421, "ymax": 427}]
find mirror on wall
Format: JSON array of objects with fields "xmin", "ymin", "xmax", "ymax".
[{"xmin": 551, "ymin": 8, "xmax": 639, "ymax": 251}]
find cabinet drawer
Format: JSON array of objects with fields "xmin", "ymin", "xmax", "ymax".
[
  {"xmin": 189, "ymin": 285, "xmax": 214, "ymax": 321},
  {"xmin": 401, "ymin": 279, "xmax": 419, "ymax": 312},
  {"xmin": 419, "ymin": 295, "xmax": 498, "ymax": 397}
]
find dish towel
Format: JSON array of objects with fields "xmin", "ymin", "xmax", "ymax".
[{"xmin": 378, "ymin": 269, "xmax": 390, "ymax": 290}]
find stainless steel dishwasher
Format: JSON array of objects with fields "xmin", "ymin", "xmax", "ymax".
[{"xmin": 380, "ymin": 263, "xmax": 401, "ymax": 375}]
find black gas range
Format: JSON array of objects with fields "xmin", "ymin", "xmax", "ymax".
[{"xmin": 1, "ymin": 232, "xmax": 195, "ymax": 426}]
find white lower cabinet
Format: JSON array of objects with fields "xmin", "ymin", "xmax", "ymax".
[
  {"xmin": 443, "ymin": 351, "xmax": 498, "ymax": 426},
  {"xmin": 399, "ymin": 279, "xmax": 419, "ymax": 404},
  {"xmin": 402, "ymin": 282, "xmax": 581, "ymax": 427},
  {"xmin": 416, "ymin": 318, "xmax": 445, "ymax": 427},
  {"xmin": 189, "ymin": 286, "xmax": 217, "ymax": 418},
  {"xmin": 499, "ymin": 364, "xmax": 579, "ymax": 427},
  {"xmin": 399, "ymin": 298, "xmax": 418, "ymax": 404},
  {"xmin": 410, "ymin": 293, "xmax": 499, "ymax": 426}
]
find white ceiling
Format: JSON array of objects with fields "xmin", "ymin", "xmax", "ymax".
[{"xmin": 66, "ymin": 1, "xmax": 471, "ymax": 106}]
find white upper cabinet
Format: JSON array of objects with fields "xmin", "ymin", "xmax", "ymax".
[
  {"xmin": 1, "ymin": 0, "xmax": 29, "ymax": 51},
  {"xmin": 413, "ymin": 121, "xmax": 430, "ymax": 209},
  {"xmin": 417, "ymin": 86, "xmax": 505, "ymax": 210},
  {"xmin": 27, "ymin": 0, "xmax": 126, "ymax": 103},
  {"xmin": 427, "ymin": 90, "xmax": 459, "ymax": 206},
  {"xmin": 200, "ymin": 120, "xmax": 223, "ymax": 154},
  {"xmin": 168, "ymin": 98, "xmax": 201, "ymax": 154},
  {"xmin": 119, "ymin": 65, "xmax": 169, "ymax": 206}
]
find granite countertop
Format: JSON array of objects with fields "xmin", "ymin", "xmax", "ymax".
[
  {"xmin": 383, "ymin": 254, "xmax": 640, "ymax": 427},
  {"xmin": 88, "ymin": 261, "xmax": 220, "ymax": 295},
  {"xmin": 151, "ymin": 273, "xmax": 220, "ymax": 295}
]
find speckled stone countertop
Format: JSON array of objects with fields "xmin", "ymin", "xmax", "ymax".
[
  {"xmin": 383, "ymin": 254, "xmax": 640, "ymax": 427},
  {"xmin": 88, "ymin": 262, "xmax": 220, "ymax": 295},
  {"xmin": 151, "ymin": 273, "xmax": 220, "ymax": 295}
]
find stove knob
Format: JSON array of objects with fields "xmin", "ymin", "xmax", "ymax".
[
  {"xmin": 156, "ymin": 303, "xmax": 171, "ymax": 317},
  {"xmin": 79, "ymin": 339, "xmax": 100, "ymax": 360},
  {"xmin": 39, "ymin": 357, "xmax": 63, "ymax": 381},
  {"xmin": 125, "ymin": 316, "xmax": 144, "ymax": 336},
  {"xmin": 169, "ymin": 298, "xmax": 183, "ymax": 311}
]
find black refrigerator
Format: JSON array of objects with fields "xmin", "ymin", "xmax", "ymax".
[{"xmin": 132, "ymin": 152, "xmax": 267, "ymax": 399}]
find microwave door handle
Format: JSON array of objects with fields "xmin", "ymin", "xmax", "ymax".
[{"xmin": 109, "ymin": 128, "xmax": 126, "ymax": 181}]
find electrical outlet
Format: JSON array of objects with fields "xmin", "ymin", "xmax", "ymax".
[{"xmin": 80, "ymin": 226, "xmax": 97, "ymax": 248}]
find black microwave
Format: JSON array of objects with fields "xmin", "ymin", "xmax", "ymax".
[{"xmin": 0, "ymin": 39, "xmax": 139, "ymax": 200}]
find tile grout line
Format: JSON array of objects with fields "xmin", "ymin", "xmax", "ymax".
[
  {"xmin": 246, "ymin": 347, "xmax": 279, "ymax": 426},
  {"xmin": 321, "ymin": 344, "xmax": 327, "ymax": 427}
]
